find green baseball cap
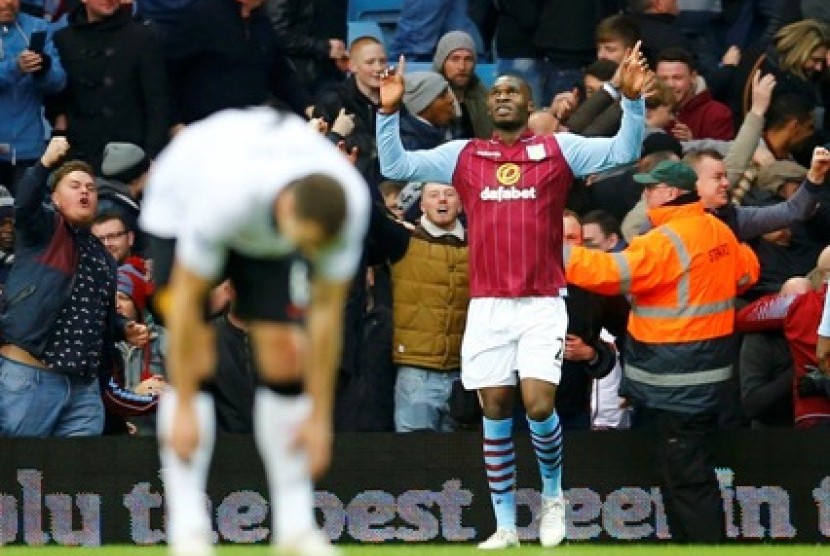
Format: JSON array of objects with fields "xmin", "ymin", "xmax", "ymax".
[{"xmin": 633, "ymin": 160, "xmax": 698, "ymax": 192}]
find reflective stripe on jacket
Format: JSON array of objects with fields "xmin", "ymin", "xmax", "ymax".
[{"xmin": 565, "ymin": 200, "xmax": 760, "ymax": 413}]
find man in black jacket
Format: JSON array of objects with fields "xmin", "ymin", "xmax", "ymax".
[
  {"xmin": 265, "ymin": 0, "xmax": 347, "ymax": 95},
  {"xmin": 164, "ymin": 0, "xmax": 313, "ymax": 128},
  {"xmin": 314, "ymin": 35, "xmax": 387, "ymax": 194},
  {"xmin": 54, "ymin": 0, "xmax": 169, "ymax": 171}
]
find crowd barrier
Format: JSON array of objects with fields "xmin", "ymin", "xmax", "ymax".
[{"xmin": 1, "ymin": 429, "xmax": 829, "ymax": 546}]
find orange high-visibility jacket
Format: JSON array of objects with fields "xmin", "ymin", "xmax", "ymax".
[{"xmin": 565, "ymin": 201, "xmax": 760, "ymax": 413}]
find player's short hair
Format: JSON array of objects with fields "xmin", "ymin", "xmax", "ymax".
[
  {"xmin": 51, "ymin": 160, "xmax": 95, "ymax": 190},
  {"xmin": 595, "ymin": 14, "xmax": 640, "ymax": 47},
  {"xmin": 764, "ymin": 92, "xmax": 816, "ymax": 130},
  {"xmin": 290, "ymin": 173, "xmax": 348, "ymax": 239}
]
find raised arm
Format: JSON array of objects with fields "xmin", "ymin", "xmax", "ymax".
[
  {"xmin": 556, "ymin": 43, "xmax": 650, "ymax": 177},
  {"xmin": 15, "ymin": 137, "xmax": 68, "ymax": 239},
  {"xmin": 724, "ymin": 71, "xmax": 775, "ymax": 187},
  {"xmin": 734, "ymin": 146, "xmax": 829, "ymax": 240},
  {"xmin": 377, "ymin": 114, "xmax": 466, "ymax": 183},
  {"xmin": 376, "ymin": 55, "xmax": 465, "ymax": 183},
  {"xmin": 556, "ymin": 97, "xmax": 645, "ymax": 177}
]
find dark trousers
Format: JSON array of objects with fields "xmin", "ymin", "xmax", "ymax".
[{"xmin": 637, "ymin": 407, "xmax": 726, "ymax": 543}]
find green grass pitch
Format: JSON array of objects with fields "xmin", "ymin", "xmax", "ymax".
[{"xmin": 0, "ymin": 545, "xmax": 827, "ymax": 555}]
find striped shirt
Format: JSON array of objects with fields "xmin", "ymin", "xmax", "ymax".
[{"xmin": 377, "ymin": 97, "xmax": 645, "ymax": 298}]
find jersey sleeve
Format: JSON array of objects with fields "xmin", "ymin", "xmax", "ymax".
[
  {"xmin": 557, "ymin": 97, "xmax": 645, "ymax": 178},
  {"xmin": 376, "ymin": 112, "xmax": 466, "ymax": 183}
]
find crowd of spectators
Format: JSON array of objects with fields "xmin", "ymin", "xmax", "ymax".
[{"xmin": 0, "ymin": 0, "xmax": 829, "ymax": 438}]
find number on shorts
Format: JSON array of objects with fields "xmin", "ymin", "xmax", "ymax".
[{"xmin": 555, "ymin": 337, "xmax": 564, "ymax": 363}]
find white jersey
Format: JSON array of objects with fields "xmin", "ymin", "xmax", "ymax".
[{"xmin": 140, "ymin": 108, "xmax": 370, "ymax": 282}]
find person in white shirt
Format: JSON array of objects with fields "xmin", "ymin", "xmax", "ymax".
[
  {"xmin": 140, "ymin": 107, "xmax": 370, "ymax": 556},
  {"xmin": 590, "ymin": 329, "xmax": 632, "ymax": 430}
]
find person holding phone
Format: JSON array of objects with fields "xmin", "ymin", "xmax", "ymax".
[{"xmin": 0, "ymin": 1, "xmax": 66, "ymax": 193}]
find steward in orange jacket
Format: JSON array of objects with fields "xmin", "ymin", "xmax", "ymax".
[
  {"xmin": 564, "ymin": 159, "xmax": 760, "ymax": 544},
  {"xmin": 565, "ymin": 160, "xmax": 759, "ymax": 414}
]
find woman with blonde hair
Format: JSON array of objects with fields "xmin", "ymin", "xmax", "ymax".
[
  {"xmin": 771, "ymin": 19, "xmax": 830, "ymax": 81},
  {"xmin": 741, "ymin": 19, "xmax": 829, "ymax": 128}
]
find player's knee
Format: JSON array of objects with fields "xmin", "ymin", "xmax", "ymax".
[
  {"xmin": 479, "ymin": 398, "xmax": 512, "ymax": 420},
  {"xmin": 524, "ymin": 399, "xmax": 555, "ymax": 421}
]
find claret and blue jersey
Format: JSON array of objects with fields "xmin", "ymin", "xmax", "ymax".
[{"xmin": 377, "ymin": 97, "xmax": 645, "ymax": 299}]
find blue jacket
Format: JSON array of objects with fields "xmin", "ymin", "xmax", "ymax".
[
  {"xmin": 0, "ymin": 163, "xmax": 124, "ymax": 374},
  {"xmin": 0, "ymin": 14, "xmax": 66, "ymax": 162}
]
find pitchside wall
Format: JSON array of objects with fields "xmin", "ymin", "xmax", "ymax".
[{"xmin": 1, "ymin": 430, "xmax": 828, "ymax": 546}]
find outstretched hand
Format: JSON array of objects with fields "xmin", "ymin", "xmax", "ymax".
[
  {"xmin": 379, "ymin": 55, "xmax": 406, "ymax": 114},
  {"xmin": 618, "ymin": 40, "xmax": 650, "ymax": 100}
]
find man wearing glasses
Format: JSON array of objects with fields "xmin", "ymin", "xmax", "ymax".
[{"xmin": 92, "ymin": 213, "xmax": 135, "ymax": 265}]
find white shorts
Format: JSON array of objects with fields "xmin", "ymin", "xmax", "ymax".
[{"xmin": 461, "ymin": 297, "xmax": 568, "ymax": 390}]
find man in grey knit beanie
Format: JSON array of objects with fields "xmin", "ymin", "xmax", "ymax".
[
  {"xmin": 431, "ymin": 31, "xmax": 493, "ymax": 139},
  {"xmin": 431, "ymin": 30, "xmax": 478, "ymax": 73}
]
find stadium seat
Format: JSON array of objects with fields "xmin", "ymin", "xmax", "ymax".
[
  {"xmin": 347, "ymin": 20, "xmax": 387, "ymax": 48},
  {"xmin": 402, "ymin": 61, "xmax": 434, "ymax": 74},
  {"xmin": 475, "ymin": 63, "xmax": 497, "ymax": 88},
  {"xmin": 348, "ymin": 0, "xmax": 402, "ymax": 24}
]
